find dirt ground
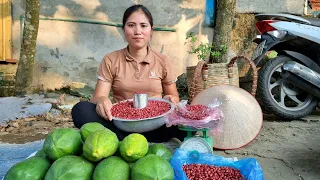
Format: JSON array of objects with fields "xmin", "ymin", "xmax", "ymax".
[
  {"xmin": 0, "ymin": 111, "xmax": 74, "ymax": 144},
  {"xmin": 216, "ymin": 114, "xmax": 320, "ymax": 180},
  {"xmin": 1, "ymin": 107, "xmax": 320, "ymax": 179}
]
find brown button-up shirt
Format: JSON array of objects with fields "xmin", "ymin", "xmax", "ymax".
[{"xmin": 97, "ymin": 47, "xmax": 177, "ymax": 102}]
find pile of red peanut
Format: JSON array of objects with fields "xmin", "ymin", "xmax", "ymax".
[
  {"xmin": 111, "ymin": 100, "xmax": 171, "ymax": 119},
  {"xmin": 183, "ymin": 164, "xmax": 244, "ymax": 180},
  {"xmin": 177, "ymin": 104, "xmax": 212, "ymax": 120}
]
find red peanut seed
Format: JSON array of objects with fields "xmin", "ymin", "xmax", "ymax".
[
  {"xmin": 111, "ymin": 100, "xmax": 171, "ymax": 119},
  {"xmin": 183, "ymin": 164, "xmax": 244, "ymax": 180},
  {"xmin": 177, "ymin": 104, "xmax": 215, "ymax": 120}
]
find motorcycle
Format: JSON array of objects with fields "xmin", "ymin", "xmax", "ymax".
[{"xmin": 251, "ymin": 13, "xmax": 320, "ymax": 119}]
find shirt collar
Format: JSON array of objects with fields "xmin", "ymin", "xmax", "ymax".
[{"xmin": 124, "ymin": 46, "xmax": 152, "ymax": 63}]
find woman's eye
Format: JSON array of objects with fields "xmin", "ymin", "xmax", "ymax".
[
  {"xmin": 127, "ymin": 24, "xmax": 134, "ymax": 27},
  {"xmin": 141, "ymin": 24, "xmax": 148, "ymax": 28}
]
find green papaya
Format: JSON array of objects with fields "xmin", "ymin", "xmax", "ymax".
[
  {"xmin": 147, "ymin": 144, "xmax": 172, "ymax": 162},
  {"xmin": 4, "ymin": 156, "xmax": 50, "ymax": 180},
  {"xmin": 93, "ymin": 156, "xmax": 130, "ymax": 180},
  {"xmin": 131, "ymin": 154, "xmax": 174, "ymax": 180},
  {"xmin": 80, "ymin": 122, "xmax": 106, "ymax": 141},
  {"xmin": 44, "ymin": 155, "xmax": 94, "ymax": 180},
  {"xmin": 43, "ymin": 128, "xmax": 83, "ymax": 161},
  {"xmin": 83, "ymin": 129, "xmax": 119, "ymax": 162},
  {"xmin": 119, "ymin": 133, "xmax": 148, "ymax": 162}
]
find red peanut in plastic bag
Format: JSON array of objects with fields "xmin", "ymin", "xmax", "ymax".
[{"xmin": 164, "ymin": 99, "xmax": 224, "ymax": 135}]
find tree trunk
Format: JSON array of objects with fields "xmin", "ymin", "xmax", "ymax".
[
  {"xmin": 210, "ymin": 0, "xmax": 236, "ymax": 63},
  {"xmin": 15, "ymin": 0, "xmax": 40, "ymax": 95}
]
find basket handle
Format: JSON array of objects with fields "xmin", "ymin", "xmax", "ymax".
[
  {"xmin": 187, "ymin": 60, "xmax": 207, "ymax": 104},
  {"xmin": 227, "ymin": 55, "xmax": 258, "ymax": 96}
]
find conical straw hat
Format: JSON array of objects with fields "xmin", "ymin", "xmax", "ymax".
[{"xmin": 191, "ymin": 85, "xmax": 263, "ymax": 150}]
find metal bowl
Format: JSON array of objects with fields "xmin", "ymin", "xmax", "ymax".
[{"xmin": 112, "ymin": 98, "xmax": 174, "ymax": 133}]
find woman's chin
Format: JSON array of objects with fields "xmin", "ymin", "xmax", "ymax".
[{"xmin": 129, "ymin": 43, "xmax": 147, "ymax": 50}]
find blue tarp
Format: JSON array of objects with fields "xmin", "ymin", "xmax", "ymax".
[
  {"xmin": 0, "ymin": 96, "xmax": 52, "ymax": 125},
  {"xmin": 0, "ymin": 141, "xmax": 44, "ymax": 179}
]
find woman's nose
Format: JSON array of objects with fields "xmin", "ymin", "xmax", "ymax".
[{"xmin": 134, "ymin": 26, "xmax": 142, "ymax": 35}]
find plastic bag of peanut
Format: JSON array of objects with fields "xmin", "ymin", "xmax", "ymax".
[
  {"xmin": 171, "ymin": 148, "xmax": 264, "ymax": 180},
  {"xmin": 164, "ymin": 99, "xmax": 224, "ymax": 135}
]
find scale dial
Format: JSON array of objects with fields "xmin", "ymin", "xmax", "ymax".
[{"xmin": 180, "ymin": 137, "xmax": 213, "ymax": 154}]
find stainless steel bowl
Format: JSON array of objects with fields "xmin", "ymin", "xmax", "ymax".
[{"xmin": 112, "ymin": 98, "xmax": 174, "ymax": 133}]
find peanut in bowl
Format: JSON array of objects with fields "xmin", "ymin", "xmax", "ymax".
[{"xmin": 111, "ymin": 98, "xmax": 174, "ymax": 133}]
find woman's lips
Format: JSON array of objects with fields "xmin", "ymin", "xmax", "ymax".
[{"xmin": 133, "ymin": 38, "xmax": 143, "ymax": 41}]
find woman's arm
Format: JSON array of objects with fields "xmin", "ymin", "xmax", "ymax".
[
  {"xmin": 90, "ymin": 80, "xmax": 113, "ymax": 120},
  {"xmin": 90, "ymin": 80, "xmax": 112, "ymax": 104},
  {"xmin": 162, "ymin": 83, "xmax": 180, "ymax": 105}
]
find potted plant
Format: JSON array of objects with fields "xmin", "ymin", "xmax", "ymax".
[
  {"xmin": 185, "ymin": 32, "xmax": 227, "ymax": 64},
  {"xmin": 184, "ymin": 32, "xmax": 239, "ymax": 102}
]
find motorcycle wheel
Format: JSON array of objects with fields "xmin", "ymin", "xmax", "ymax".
[{"xmin": 258, "ymin": 55, "xmax": 318, "ymax": 119}]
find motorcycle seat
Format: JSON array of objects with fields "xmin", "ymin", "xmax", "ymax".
[{"xmin": 304, "ymin": 18, "xmax": 320, "ymax": 27}]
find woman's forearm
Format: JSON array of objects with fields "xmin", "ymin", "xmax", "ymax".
[
  {"xmin": 91, "ymin": 80, "xmax": 112, "ymax": 104},
  {"xmin": 90, "ymin": 96, "xmax": 109, "ymax": 104}
]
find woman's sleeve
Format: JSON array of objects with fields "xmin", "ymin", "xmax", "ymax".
[{"xmin": 97, "ymin": 55, "xmax": 113, "ymax": 83}]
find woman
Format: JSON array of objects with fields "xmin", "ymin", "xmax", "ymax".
[{"xmin": 72, "ymin": 4, "xmax": 186, "ymax": 142}]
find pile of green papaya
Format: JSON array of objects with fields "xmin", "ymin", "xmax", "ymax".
[{"xmin": 4, "ymin": 122, "xmax": 174, "ymax": 180}]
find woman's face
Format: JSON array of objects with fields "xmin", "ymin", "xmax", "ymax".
[{"xmin": 124, "ymin": 10, "xmax": 153, "ymax": 50}]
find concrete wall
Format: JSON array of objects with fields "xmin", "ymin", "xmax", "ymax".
[
  {"xmin": 237, "ymin": 0, "xmax": 305, "ymax": 15},
  {"xmin": 11, "ymin": 0, "xmax": 213, "ymax": 90},
  {"xmin": 6, "ymin": 0, "xmax": 306, "ymax": 93}
]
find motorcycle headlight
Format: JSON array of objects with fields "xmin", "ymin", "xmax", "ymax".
[{"xmin": 267, "ymin": 30, "xmax": 287, "ymax": 39}]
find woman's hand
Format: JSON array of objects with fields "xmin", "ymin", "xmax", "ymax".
[
  {"xmin": 95, "ymin": 96, "xmax": 113, "ymax": 121},
  {"xmin": 90, "ymin": 80, "xmax": 113, "ymax": 121},
  {"xmin": 163, "ymin": 95, "xmax": 179, "ymax": 106},
  {"xmin": 162, "ymin": 82, "xmax": 180, "ymax": 106}
]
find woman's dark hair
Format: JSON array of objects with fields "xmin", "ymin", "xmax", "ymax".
[{"xmin": 122, "ymin": 4, "xmax": 153, "ymax": 29}]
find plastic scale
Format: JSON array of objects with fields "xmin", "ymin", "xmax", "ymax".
[
  {"xmin": 178, "ymin": 126, "xmax": 214, "ymax": 154},
  {"xmin": 177, "ymin": 64, "xmax": 215, "ymax": 154}
]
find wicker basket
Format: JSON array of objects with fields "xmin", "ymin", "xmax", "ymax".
[{"xmin": 187, "ymin": 55, "xmax": 258, "ymax": 103}]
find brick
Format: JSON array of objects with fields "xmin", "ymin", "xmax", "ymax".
[
  {"xmin": 0, "ymin": 80, "xmax": 15, "ymax": 86},
  {"xmin": 0, "ymin": 73, "xmax": 15, "ymax": 86},
  {"xmin": 0, "ymin": 64, "xmax": 17, "ymax": 74},
  {"xmin": 2, "ymin": 74, "xmax": 15, "ymax": 81},
  {"xmin": 311, "ymin": 3, "xmax": 320, "ymax": 10},
  {"xmin": 0, "ymin": 86, "xmax": 15, "ymax": 97},
  {"xmin": 310, "ymin": 0, "xmax": 320, "ymax": 10},
  {"xmin": 5, "ymin": 59, "xmax": 17, "ymax": 63}
]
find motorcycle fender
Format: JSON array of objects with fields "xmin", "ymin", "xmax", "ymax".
[
  {"xmin": 280, "ymin": 50, "xmax": 320, "ymax": 72},
  {"xmin": 254, "ymin": 41, "xmax": 281, "ymax": 67}
]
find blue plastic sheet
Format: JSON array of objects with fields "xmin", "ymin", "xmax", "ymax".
[
  {"xmin": 170, "ymin": 148, "xmax": 264, "ymax": 180},
  {"xmin": 204, "ymin": 0, "xmax": 216, "ymax": 27},
  {"xmin": 0, "ymin": 141, "xmax": 44, "ymax": 180}
]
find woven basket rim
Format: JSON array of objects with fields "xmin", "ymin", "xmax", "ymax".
[{"xmin": 186, "ymin": 56, "xmax": 258, "ymax": 104}]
